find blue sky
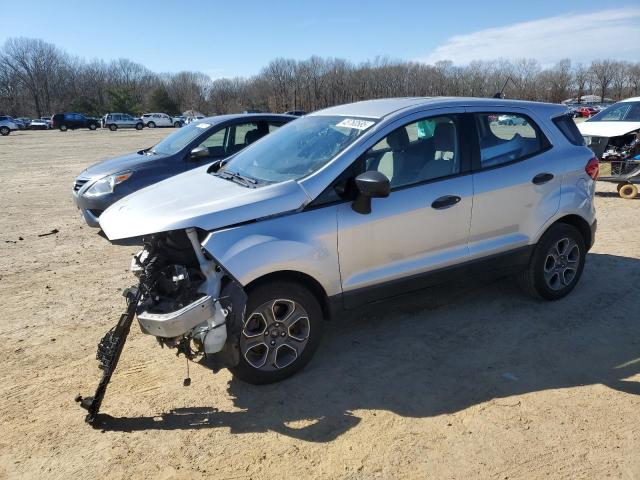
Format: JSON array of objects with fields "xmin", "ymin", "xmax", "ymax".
[{"xmin": 1, "ymin": 0, "xmax": 638, "ymax": 78}]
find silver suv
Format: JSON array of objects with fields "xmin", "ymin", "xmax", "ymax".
[
  {"xmin": 102, "ymin": 113, "xmax": 144, "ymax": 131},
  {"xmin": 88, "ymin": 98, "xmax": 598, "ymax": 397}
]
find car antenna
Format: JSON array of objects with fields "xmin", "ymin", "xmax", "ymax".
[{"xmin": 493, "ymin": 75, "xmax": 513, "ymax": 99}]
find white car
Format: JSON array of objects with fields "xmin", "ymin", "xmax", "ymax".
[
  {"xmin": 578, "ymin": 97, "xmax": 640, "ymax": 160},
  {"xmin": 142, "ymin": 113, "xmax": 182, "ymax": 128},
  {"xmin": 0, "ymin": 116, "xmax": 19, "ymax": 136}
]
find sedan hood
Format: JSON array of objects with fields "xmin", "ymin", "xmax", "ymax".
[
  {"xmin": 81, "ymin": 150, "xmax": 160, "ymax": 179},
  {"xmin": 99, "ymin": 165, "xmax": 311, "ymax": 240},
  {"xmin": 577, "ymin": 121, "xmax": 640, "ymax": 137}
]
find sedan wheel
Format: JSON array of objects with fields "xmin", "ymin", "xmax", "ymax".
[
  {"xmin": 147, "ymin": 121, "xmax": 156, "ymax": 128},
  {"xmin": 109, "ymin": 124, "xmax": 117, "ymax": 131},
  {"xmin": 0, "ymin": 126, "xmax": 9, "ymax": 136}
]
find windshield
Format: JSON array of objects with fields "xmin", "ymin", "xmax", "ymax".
[
  {"xmin": 588, "ymin": 102, "xmax": 640, "ymax": 122},
  {"xmin": 150, "ymin": 121, "xmax": 213, "ymax": 155},
  {"xmin": 221, "ymin": 115, "xmax": 376, "ymax": 183}
]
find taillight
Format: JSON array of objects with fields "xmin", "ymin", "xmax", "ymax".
[{"xmin": 585, "ymin": 157, "xmax": 599, "ymax": 180}]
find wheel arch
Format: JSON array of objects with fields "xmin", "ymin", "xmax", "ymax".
[
  {"xmin": 244, "ymin": 270, "xmax": 335, "ymax": 321},
  {"xmin": 548, "ymin": 214, "xmax": 593, "ymax": 250}
]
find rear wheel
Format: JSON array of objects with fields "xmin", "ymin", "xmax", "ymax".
[
  {"xmin": 518, "ymin": 223, "xmax": 586, "ymax": 301},
  {"xmin": 173, "ymin": 121, "xmax": 182, "ymax": 128},
  {"xmin": 109, "ymin": 124, "xmax": 117, "ymax": 131},
  {"xmin": 229, "ymin": 281, "xmax": 324, "ymax": 384},
  {"xmin": 0, "ymin": 126, "xmax": 9, "ymax": 136},
  {"xmin": 59, "ymin": 125, "xmax": 68, "ymax": 132},
  {"xmin": 88, "ymin": 123, "xmax": 97, "ymax": 130},
  {"xmin": 619, "ymin": 183, "xmax": 638, "ymax": 199},
  {"xmin": 147, "ymin": 121, "xmax": 156, "ymax": 128},
  {"xmin": 135, "ymin": 122, "xmax": 143, "ymax": 130}
]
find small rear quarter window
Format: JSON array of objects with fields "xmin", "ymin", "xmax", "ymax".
[{"xmin": 553, "ymin": 114, "xmax": 585, "ymax": 146}]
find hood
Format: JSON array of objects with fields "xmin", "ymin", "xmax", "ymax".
[
  {"xmin": 99, "ymin": 164, "xmax": 311, "ymax": 240},
  {"xmin": 577, "ymin": 121, "xmax": 640, "ymax": 138},
  {"xmin": 80, "ymin": 150, "xmax": 160, "ymax": 179}
]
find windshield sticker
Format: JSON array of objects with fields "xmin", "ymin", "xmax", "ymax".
[
  {"xmin": 336, "ymin": 118, "xmax": 375, "ymax": 130},
  {"xmin": 195, "ymin": 123, "xmax": 210, "ymax": 129}
]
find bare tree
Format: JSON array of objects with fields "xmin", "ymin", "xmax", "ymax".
[{"xmin": 590, "ymin": 59, "xmax": 617, "ymax": 102}]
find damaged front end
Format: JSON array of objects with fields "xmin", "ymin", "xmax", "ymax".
[{"xmin": 77, "ymin": 228, "xmax": 246, "ymax": 425}]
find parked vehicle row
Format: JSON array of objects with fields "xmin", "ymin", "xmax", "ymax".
[{"xmin": 75, "ymin": 97, "xmax": 598, "ymax": 423}]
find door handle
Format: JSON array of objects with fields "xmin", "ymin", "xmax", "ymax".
[
  {"xmin": 431, "ymin": 195, "xmax": 461, "ymax": 210},
  {"xmin": 532, "ymin": 173, "xmax": 554, "ymax": 185}
]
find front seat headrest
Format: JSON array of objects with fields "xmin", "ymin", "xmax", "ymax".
[
  {"xmin": 434, "ymin": 122, "xmax": 456, "ymax": 152},
  {"xmin": 387, "ymin": 128, "xmax": 410, "ymax": 151}
]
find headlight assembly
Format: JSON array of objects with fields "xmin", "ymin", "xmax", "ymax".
[{"xmin": 84, "ymin": 171, "xmax": 133, "ymax": 197}]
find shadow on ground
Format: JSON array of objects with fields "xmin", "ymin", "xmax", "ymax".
[
  {"xmin": 97, "ymin": 253, "xmax": 640, "ymax": 441},
  {"xmin": 595, "ymin": 191, "xmax": 639, "ymax": 199}
]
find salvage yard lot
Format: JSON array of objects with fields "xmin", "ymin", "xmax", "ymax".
[{"xmin": 1, "ymin": 128, "xmax": 639, "ymax": 479}]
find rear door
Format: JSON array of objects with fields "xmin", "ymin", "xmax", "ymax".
[{"xmin": 465, "ymin": 107, "xmax": 562, "ymax": 260}]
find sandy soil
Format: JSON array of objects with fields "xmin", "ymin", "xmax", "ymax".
[{"xmin": 0, "ymin": 128, "xmax": 639, "ymax": 480}]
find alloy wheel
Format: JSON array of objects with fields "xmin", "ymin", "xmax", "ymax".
[
  {"xmin": 240, "ymin": 298, "xmax": 311, "ymax": 371},
  {"xmin": 543, "ymin": 237, "xmax": 580, "ymax": 291}
]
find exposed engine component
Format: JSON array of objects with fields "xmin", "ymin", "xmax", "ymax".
[{"xmin": 77, "ymin": 228, "xmax": 247, "ymax": 425}]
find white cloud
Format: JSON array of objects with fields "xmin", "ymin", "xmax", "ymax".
[{"xmin": 421, "ymin": 7, "xmax": 640, "ymax": 65}]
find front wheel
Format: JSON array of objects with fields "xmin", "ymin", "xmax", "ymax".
[
  {"xmin": 229, "ymin": 281, "xmax": 324, "ymax": 384},
  {"xmin": 59, "ymin": 125, "xmax": 68, "ymax": 132},
  {"xmin": 173, "ymin": 121, "xmax": 182, "ymax": 128},
  {"xmin": 135, "ymin": 122, "xmax": 143, "ymax": 130},
  {"xmin": 147, "ymin": 121, "xmax": 156, "ymax": 128},
  {"xmin": 517, "ymin": 223, "xmax": 586, "ymax": 300},
  {"xmin": 89, "ymin": 123, "xmax": 97, "ymax": 130},
  {"xmin": 0, "ymin": 126, "xmax": 9, "ymax": 136}
]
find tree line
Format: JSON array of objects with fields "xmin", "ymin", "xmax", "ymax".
[{"xmin": 1, "ymin": 37, "xmax": 639, "ymax": 118}]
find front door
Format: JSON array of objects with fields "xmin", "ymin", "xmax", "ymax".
[{"xmin": 336, "ymin": 113, "xmax": 473, "ymax": 306}]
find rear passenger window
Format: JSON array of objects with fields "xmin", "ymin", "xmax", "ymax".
[
  {"xmin": 552, "ymin": 114, "xmax": 585, "ymax": 146},
  {"xmin": 475, "ymin": 113, "xmax": 547, "ymax": 168}
]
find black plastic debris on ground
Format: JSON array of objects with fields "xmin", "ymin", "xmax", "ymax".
[{"xmin": 38, "ymin": 229, "xmax": 59, "ymax": 237}]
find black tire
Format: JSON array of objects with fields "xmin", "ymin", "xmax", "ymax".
[
  {"xmin": 59, "ymin": 124, "xmax": 68, "ymax": 132},
  {"xmin": 173, "ymin": 121, "xmax": 182, "ymax": 128},
  {"xmin": 229, "ymin": 281, "xmax": 324, "ymax": 384},
  {"xmin": 147, "ymin": 121, "xmax": 156, "ymax": 128},
  {"xmin": 0, "ymin": 126, "xmax": 9, "ymax": 136},
  {"xmin": 619, "ymin": 183, "xmax": 638, "ymax": 200},
  {"xmin": 517, "ymin": 223, "xmax": 586, "ymax": 301},
  {"xmin": 88, "ymin": 123, "xmax": 97, "ymax": 131},
  {"xmin": 135, "ymin": 122, "xmax": 143, "ymax": 130},
  {"xmin": 109, "ymin": 124, "xmax": 117, "ymax": 131}
]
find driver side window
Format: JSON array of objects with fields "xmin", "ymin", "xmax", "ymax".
[{"xmin": 365, "ymin": 115, "xmax": 460, "ymax": 189}]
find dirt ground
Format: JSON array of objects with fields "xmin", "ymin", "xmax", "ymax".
[{"xmin": 0, "ymin": 128, "xmax": 639, "ymax": 480}]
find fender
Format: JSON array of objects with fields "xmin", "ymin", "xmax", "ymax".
[{"xmin": 201, "ymin": 207, "xmax": 342, "ymax": 298}]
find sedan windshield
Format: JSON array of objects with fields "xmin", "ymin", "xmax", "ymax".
[
  {"xmin": 150, "ymin": 121, "xmax": 213, "ymax": 155},
  {"xmin": 220, "ymin": 115, "xmax": 376, "ymax": 183},
  {"xmin": 588, "ymin": 102, "xmax": 640, "ymax": 122}
]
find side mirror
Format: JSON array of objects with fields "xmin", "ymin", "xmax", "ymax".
[
  {"xmin": 189, "ymin": 146, "xmax": 209, "ymax": 160},
  {"xmin": 352, "ymin": 171, "xmax": 390, "ymax": 214}
]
